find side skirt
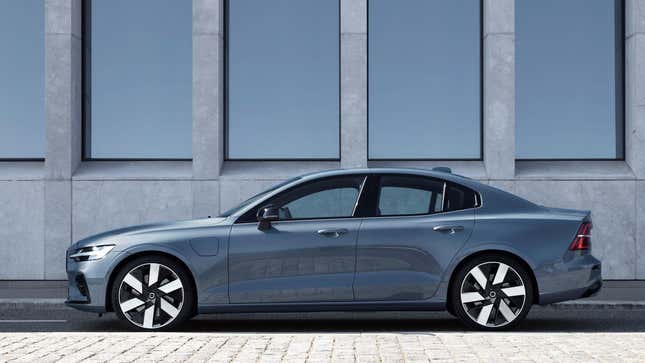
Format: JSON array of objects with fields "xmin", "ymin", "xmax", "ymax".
[{"xmin": 197, "ymin": 300, "xmax": 446, "ymax": 314}]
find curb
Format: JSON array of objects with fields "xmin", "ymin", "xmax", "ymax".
[
  {"xmin": 0, "ymin": 299, "xmax": 643, "ymax": 311},
  {"xmin": 0, "ymin": 298, "xmax": 68, "ymax": 310},
  {"xmin": 543, "ymin": 300, "xmax": 645, "ymax": 310}
]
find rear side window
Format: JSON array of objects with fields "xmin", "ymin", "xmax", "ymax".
[
  {"xmin": 377, "ymin": 175, "xmax": 444, "ymax": 216},
  {"xmin": 444, "ymin": 183, "xmax": 479, "ymax": 211}
]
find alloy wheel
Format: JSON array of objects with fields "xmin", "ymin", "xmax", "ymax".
[
  {"xmin": 118, "ymin": 263, "xmax": 184, "ymax": 329},
  {"xmin": 460, "ymin": 261, "xmax": 526, "ymax": 328}
]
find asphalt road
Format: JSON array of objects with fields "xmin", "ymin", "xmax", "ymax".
[{"xmin": 0, "ymin": 305, "xmax": 644, "ymax": 333}]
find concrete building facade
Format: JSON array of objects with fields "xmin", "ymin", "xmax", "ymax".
[{"xmin": 1, "ymin": 0, "xmax": 644, "ymax": 281}]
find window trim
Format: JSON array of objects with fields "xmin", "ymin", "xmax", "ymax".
[
  {"xmin": 80, "ymin": 1, "xmax": 192, "ymax": 161},
  {"xmin": 515, "ymin": 0, "xmax": 625, "ymax": 161},
  {"xmin": 359, "ymin": 174, "xmax": 481, "ymax": 218},
  {"xmin": 0, "ymin": 158, "xmax": 44, "ymax": 162},
  {"xmin": 234, "ymin": 174, "xmax": 369, "ymax": 224},
  {"xmin": 223, "ymin": 0, "xmax": 342, "ymax": 161},
  {"xmin": 366, "ymin": 0, "xmax": 484, "ymax": 161}
]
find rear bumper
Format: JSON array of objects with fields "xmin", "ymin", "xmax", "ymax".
[{"xmin": 537, "ymin": 253, "xmax": 602, "ymax": 305}]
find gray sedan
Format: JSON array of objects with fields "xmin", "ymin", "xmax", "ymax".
[{"xmin": 66, "ymin": 168, "xmax": 601, "ymax": 330}]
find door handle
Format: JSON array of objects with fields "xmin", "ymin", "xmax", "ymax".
[
  {"xmin": 317, "ymin": 228, "xmax": 348, "ymax": 238},
  {"xmin": 433, "ymin": 225, "xmax": 464, "ymax": 234}
]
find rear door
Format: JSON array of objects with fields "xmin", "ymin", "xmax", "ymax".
[{"xmin": 353, "ymin": 174, "xmax": 477, "ymax": 301}]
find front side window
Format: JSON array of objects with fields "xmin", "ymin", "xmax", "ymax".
[
  {"xmin": 0, "ymin": 0, "xmax": 44, "ymax": 159},
  {"xmin": 516, "ymin": 0, "xmax": 623, "ymax": 159},
  {"xmin": 368, "ymin": 0, "xmax": 481, "ymax": 159},
  {"xmin": 377, "ymin": 175, "xmax": 444, "ymax": 216},
  {"xmin": 86, "ymin": 0, "xmax": 192, "ymax": 159},
  {"xmin": 270, "ymin": 176, "xmax": 365, "ymax": 220},
  {"xmin": 226, "ymin": 0, "xmax": 340, "ymax": 159}
]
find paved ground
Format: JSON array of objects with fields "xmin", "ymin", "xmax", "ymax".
[
  {"xmin": 1, "ymin": 281, "xmax": 645, "ymax": 361},
  {"xmin": 1, "ymin": 305, "xmax": 645, "ymax": 361},
  {"xmin": 2, "ymin": 331, "xmax": 645, "ymax": 362}
]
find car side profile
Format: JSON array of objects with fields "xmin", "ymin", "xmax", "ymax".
[{"xmin": 66, "ymin": 167, "xmax": 601, "ymax": 330}]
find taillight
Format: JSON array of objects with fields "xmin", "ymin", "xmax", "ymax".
[{"xmin": 569, "ymin": 222, "xmax": 592, "ymax": 251}]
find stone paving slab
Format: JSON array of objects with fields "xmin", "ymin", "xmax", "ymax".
[{"xmin": 1, "ymin": 332, "xmax": 644, "ymax": 362}]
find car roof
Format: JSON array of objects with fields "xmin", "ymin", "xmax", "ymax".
[
  {"xmin": 295, "ymin": 168, "xmax": 539, "ymax": 212},
  {"xmin": 298, "ymin": 167, "xmax": 474, "ymax": 185}
]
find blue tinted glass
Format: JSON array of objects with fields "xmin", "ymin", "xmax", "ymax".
[
  {"xmin": 89, "ymin": 0, "xmax": 191, "ymax": 159},
  {"xmin": 0, "ymin": 0, "xmax": 44, "ymax": 158},
  {"xmin": 227, "ymin": 0, "xmax": 339, "ymax": 159},
  {"xmin": 516, "ymin": 0, "xmax": 621, "ymax": 159},
  {"xmin": 369, "ymin": 0, "xmax": 481, "ymax": 159}
]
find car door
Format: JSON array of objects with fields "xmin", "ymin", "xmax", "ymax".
[
  {"xmin": 228, "ymin": 175, "xmax": 367, "ymax": 304},
  {"xmin": 354, "ymin": 174, "xmax": 476, "ymax": 301}
]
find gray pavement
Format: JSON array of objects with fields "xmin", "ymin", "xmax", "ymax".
[{"xmin": 1, "ymin": 281, "xmax": 645, "ymax": 361}]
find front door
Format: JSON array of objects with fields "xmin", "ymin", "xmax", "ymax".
[
  {"xmin": 228, "ymin": 175, "xmax": 366, "ymax": 304},
  {"xmin": 354, "ymin": 174, "xmax": 476, "ymax": 301}
]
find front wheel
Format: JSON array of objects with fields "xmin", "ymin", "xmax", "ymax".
[
  {"xmin": 450, "ymin": 254, "xmax": 534, "ymax": 330},
  {"xmin": 111, "ymin": 255, "xmax": 194, "ymax": 330}
]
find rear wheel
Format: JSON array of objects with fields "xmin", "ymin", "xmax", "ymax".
[
  {"xmin": 111, "ymin": 255, "xmax": 194, "ymax": 330},
  {"xmin": 450, "ymin": 254, "xmax": 533, "ymax": 330}
]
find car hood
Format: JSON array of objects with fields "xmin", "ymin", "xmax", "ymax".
[{"xmin": 70, "ymin": 217, "xmax": 231, "ymax": 251}]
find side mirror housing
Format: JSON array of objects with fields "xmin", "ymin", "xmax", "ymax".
[{"xmin": 257, "ymin": 205, "xmax": 279, "ymax": 230}]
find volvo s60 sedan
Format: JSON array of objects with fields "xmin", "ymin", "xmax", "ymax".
[{"xmin": 66, "ymin": 168, "xmax": 601, "ymax": 330}]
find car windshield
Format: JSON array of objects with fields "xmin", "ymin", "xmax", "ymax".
[{"xmin": 218, "ymin": 177, "xmax": 301, "ymax": 217}]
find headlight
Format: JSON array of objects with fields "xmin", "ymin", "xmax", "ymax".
[{"xmin": 69, "ymin": 245, "xmax": 115, "ymax": 261}]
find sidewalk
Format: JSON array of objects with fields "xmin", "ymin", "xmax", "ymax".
[
  {"xmin": 0, "ymin": 280, "xmax": 643, "ymax": 310},
  {"xmin": 2, "ymin": 332, "xmax": 645, "ymax": 362}
]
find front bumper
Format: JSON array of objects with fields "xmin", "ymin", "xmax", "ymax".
[
  {"xmin": 65, "ymin": 250, "xmax": 125, "ymax": 313},
  {"xmin": 537, "ymin": 252, "xmax": 602, "ymax": 305}
]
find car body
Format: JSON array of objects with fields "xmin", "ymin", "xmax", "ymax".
[{"xmin": 66, "ymin": 167, "xmax": 602, "ymax": 330}]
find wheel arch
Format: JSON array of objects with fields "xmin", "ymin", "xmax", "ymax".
[
  {"xmin": 445, "ymin": 249, "xmax": 540, "ymax": 314},
  {"xmin": 105, "ymin": 249, "xmax": 198, "ymax": 314}
]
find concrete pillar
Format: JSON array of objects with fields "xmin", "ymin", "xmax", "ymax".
[
  {"xmin": 192, "ymin": 0, "xmax": 224, "ymax": 179},
  {"xmin": 626, "ymin": 0, "xmax": 645, "ymax": 178},
  {"xmin": 43, "ymin": 0, "xmax": 82, "ymax": 279},
  {"xmin": 626, "ymin": 0, "xmax": 645, "ymax": 278},
  {"xmin": 192, "ymin": 0, "xmax": 223, "ymax": 216},
  {"xmin": 340, "ymin": 0, "xmax": 367, "ymax": 169},
  {"xmin": 483, "ymin": 0, "xmax": 514, "ymax": 179}
]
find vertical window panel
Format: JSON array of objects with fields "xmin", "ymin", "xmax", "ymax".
[
  {"xmin": 227, "ymin": 0, "xmax": 340, "ymax": 159},
  {"xmin": 516, "ymin": 0, "xmax": 623, "ymax": 159},
  {"xmin": 369, "ymin": 0, "xmax": 481, "ymax": 159},
  {"xmin": 0, "ymin": 0, "xmax": 44, "ymax": 158},
  {"xmin": 87, "ymin": 0, "xmax": 192, "ymax": 159}
]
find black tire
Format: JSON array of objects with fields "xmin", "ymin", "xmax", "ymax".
[
  {"xmin": 111, "ymin": 255, "xmax": 195, "ymax": 331},
  {"xmin": 450, "ymin": 253, "xmax": 534, "ymax": 330}
]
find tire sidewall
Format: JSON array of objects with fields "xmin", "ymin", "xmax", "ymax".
[
  {"xmin": 111, "ymin": 255, "xmax": 195, "ymax": 331},
  {"xmin": 450, "ymin": 253, "xmax": 534, "ymax": 331}
]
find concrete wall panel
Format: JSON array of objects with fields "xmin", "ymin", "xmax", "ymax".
[
  {"xmin": 516, "ymin": 180, "xmax": 637, "ymax": 279},
  {"xmin": 44, "ymin": 180, "xmax": 71, "ymax": 279},
  {"xmin": 219, "ymin": 179, "xmax": 285, "ymax": 212},
  {"xmin": 637, "ymin": 181, "xmax": 645, "ymax": 278},
  {"xmin": 192, "ymin": 180, "xmax": 220, "ymax": 219},
  {"xmin": 72, "ymin": 181, "xmax": 193, "ymax": 242},
  {"xmin": 0, "ymin": 182, "xmax": 45, "ymax": 279}
]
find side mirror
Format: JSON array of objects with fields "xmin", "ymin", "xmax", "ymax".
[{"xmin": 257, "ymin": 205, "xmax": 279, "ymax": 230}]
